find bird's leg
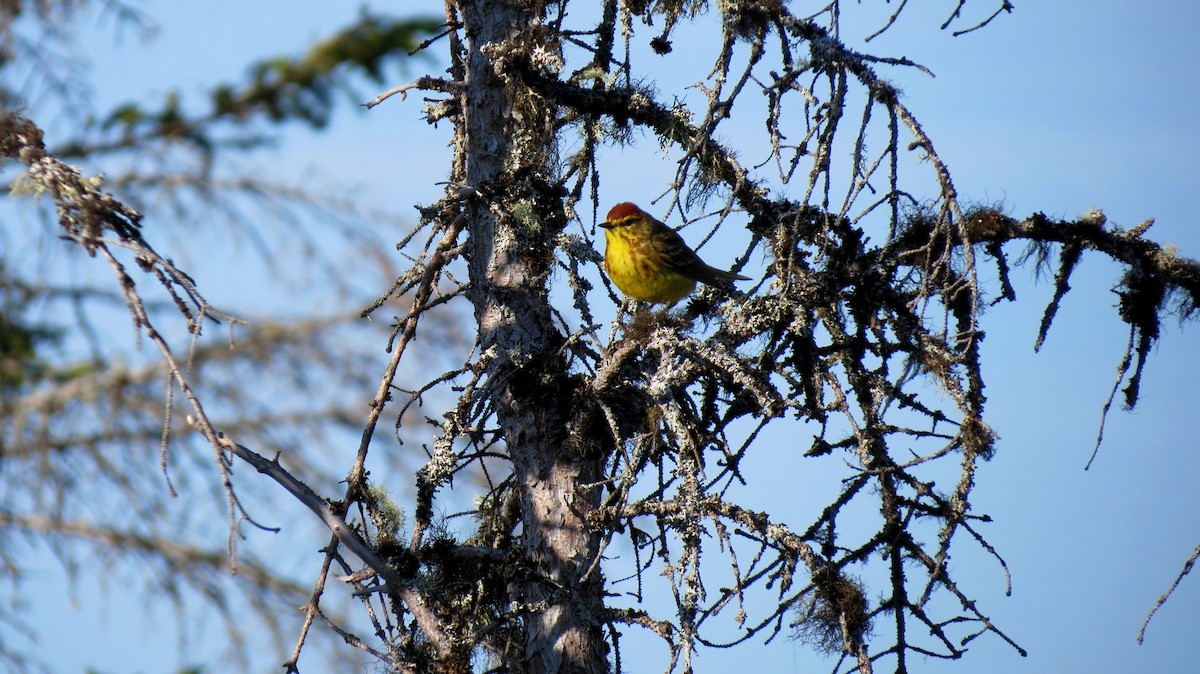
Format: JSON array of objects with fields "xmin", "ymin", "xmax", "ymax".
[{"xmin": 656, "ymin": 300, "xmax": 680, "ymax": 321}]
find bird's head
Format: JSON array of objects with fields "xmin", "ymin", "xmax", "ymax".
[{"xmin": 600, "ymin": 202, "xmax": 651, "ymax": 239}]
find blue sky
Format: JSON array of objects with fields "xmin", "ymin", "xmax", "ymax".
[{"xmin": 15, "ymin": 2, "xmax": 1200, "ymax": 672}]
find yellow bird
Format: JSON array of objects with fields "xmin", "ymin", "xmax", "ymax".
[{"xmin": 599, "ymin": 202, "xmax": 749, "ymax": 304}]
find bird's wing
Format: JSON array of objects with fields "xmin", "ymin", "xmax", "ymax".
[{"xmin": 651, "ymin": 225, "xmax": 747, "ymax": 285}]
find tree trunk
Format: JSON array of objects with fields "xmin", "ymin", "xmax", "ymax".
[{"xmin": 458, "ymin": 2, "xmax": 607, "ymax": 672}]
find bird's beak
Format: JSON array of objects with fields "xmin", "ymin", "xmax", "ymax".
[{"xmin": 599, "ymin": 220, "xmax": 613, "ymax": 229}]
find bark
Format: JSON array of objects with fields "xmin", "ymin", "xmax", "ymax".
[{"xmin": 458, "ymin": 2, "xmax": 607, "ymax": 672}]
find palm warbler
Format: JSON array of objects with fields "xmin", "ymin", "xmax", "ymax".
[{"xmin": 599, "ymin": 202, "xmax": 749, "ymax": 304}]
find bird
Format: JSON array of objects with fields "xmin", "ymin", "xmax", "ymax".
[{"xmin": 598, "ymin": 202, "xmax": 749, "ymax": 304}]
